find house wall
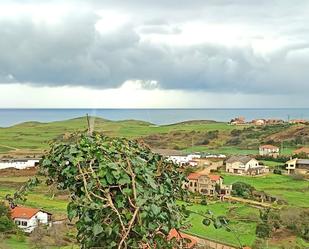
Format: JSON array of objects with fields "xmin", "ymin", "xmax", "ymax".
[
  {"xmin": 226, "ymin": 161, "xmax": 246, "ymax": 174},
  {"xmin": 0, "ymin": 160, "xmax": 39, "ymax": 170},
  {"xmin": 259, "ymin": 148, "xmax": 279, "ymax": 157}
]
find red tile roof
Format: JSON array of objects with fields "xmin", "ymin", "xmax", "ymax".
[
  {"xmin": 11, "ymin": 207, "xmax": 40, "ymax": 219},
  {"xmin": 208, "ymin": 175, "xmax": 221, "ymax": 181},
  {"xmin": 168, "ymin": 229, "xmax": 197, "ymax": 248},
  {"xmin": 187, "ymin": 173, "xmax": 201, "ymax": 180}
]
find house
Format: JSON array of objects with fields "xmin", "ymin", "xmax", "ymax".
[
  {"xmin": 11, "ymin": 206, "xmax": 52, "ymax": 233},
  {"xmin": 0, "ymin": 159, "xmax": 40, "ymax": 170},
  {"xmin": 293, "ymin": 147, "xmax": 309, "ymax": 157},
  {"xmin": 286, "ymin": 158, "xmax": 309, "ymax": 175},
  {"xmin": 230, "ymin": 116, "xmax": 245, "ymax": 125},
  {"xmin": 225, "ymin": 156, "xmax": 268, "ymax": 175},
  {"xmin": 259, "ymin": 145, "xmax": 279, "ymax": 158},
  {"xmin": 187, "ymin": 171, "xmax": 231, "ymax": 196},
  {"xmin": 168, "ymin": 154, "xmax": 201, "ymax": 166},
  {"xmin": 252, "ymin": 119, "xmax": 266, "ymax": 126}
]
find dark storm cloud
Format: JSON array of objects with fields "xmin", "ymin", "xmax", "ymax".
[{"xmin": 0, "ymin": 0, "xmax": 309, "ymax": 94}]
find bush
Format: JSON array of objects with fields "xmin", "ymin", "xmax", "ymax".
[
  {"xmin": 232, "ymin": 182, "xmax": 255, "ymax": 198},
  {"xmin": 256, "ymin": 223, "xmax": 271, "ymax": 238},
  {"xmin": 0, "ymin": 202, "xmax": 15, "ymax": 233},
  {"xmin": 200, "ymin": 199, "xmax": 207, "ymax": 206},
  {"xmin": 273, "ymin": 169, "xmax": 282, "ymax": 175},
  {"xmin": 40, "ymin": 133, "xmax": 189, "ymax": 249},
  {"xmin": 230, "ymin": 129, "xmax": 242, "ymax": 137}
]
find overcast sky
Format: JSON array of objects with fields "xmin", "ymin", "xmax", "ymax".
[{"xmin": 0, "ymin": 0, "xmax": 309, "ymax": 108}]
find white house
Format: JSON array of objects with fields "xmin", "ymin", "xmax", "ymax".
[
  {"xmin": 226, "ymin": 155, "xmax": 268, "ymax": 175},
  {"xmin": 0, "ymin": 159, "xmax": 39, "ymax": 170},
  {"xmin": 167, "ymin": 154, "xmax": 201, "ymax": 166},
  {"xmin": 11, "ymin": 206, "xmax": 52, "ymax": 233},
  {"xmin": 259, "ymin": 145, "xmax": 280, "ymax": 158},
  {"xmin": 286, "ymin": 158, "xmax": 309, "ymax": 175}
]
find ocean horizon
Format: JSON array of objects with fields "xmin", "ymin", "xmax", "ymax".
[{"xmin": 1, "ymin": 108, "xmax": 309, "ymax": 127}]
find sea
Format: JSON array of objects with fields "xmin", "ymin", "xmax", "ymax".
[{"xmin": 0, "ymin": 108, "xmax": 309, "ymax": 127}]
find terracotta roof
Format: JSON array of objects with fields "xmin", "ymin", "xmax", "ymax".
[
  {"xmin": 294, "ymin": 147, "xmax": 309, "ymax": 154},
  {"xmin": 11, "ymin": 207, "xmax": 40, "ymax": 219},
  {"xmin": 168, "ymin": 229, "xmax": 197, "ymax": 248},
  {"xmin": 260, "ymin": 144, "xmax": 279, "ymax": 149},
  {"xmin": 208, "ymin": 175, "xmax": 221, "ymax": 181},
  {"xmin": 187, "ymin": 173, "xmax": 201, "ymax": 180}
]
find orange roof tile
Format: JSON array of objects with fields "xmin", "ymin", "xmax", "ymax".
[
  {"xmin": 187, "ymin": 173, "xmax": 201, "ymax": 180},
  {"xmin": 11, "ymin": 207, "xmax": 40, "ymax": 219},
  {"xmin": 208, "ymin": 175, "xmax": 221, "ymax": 181}
]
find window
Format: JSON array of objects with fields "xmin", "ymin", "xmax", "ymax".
[
  {"xmin": 21, "ymin": 221, "xmax": 28, "ymax": 226},
  {"xmin": 15, "ymin": 220, "xmax": 21, "ymax": 225},
  {"xmin": 194, "ymin": 182, "xmax": 197, "ymax": 187}
]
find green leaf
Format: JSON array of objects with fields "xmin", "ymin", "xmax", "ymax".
[{"xmin": 93, "ymin": 224, "xmax": 103, "ymax": 236}]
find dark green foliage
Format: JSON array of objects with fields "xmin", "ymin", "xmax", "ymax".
[
  {"xmin": 0, "ymin": 202, "xmax": 15, "ymax": 233},
  {"xmin": 232, "ymin": 182, "xmax": 255, "ymax": 199},
  {"xmin": 273, "ymin": 168, "xmax": 282, "ymax": 175},
  {"xmin": 40, "ymin": 133, "xmax": 189, "ymax": 249},
  {"xmin": 230, "ymin": 129, "xmax": 242, "ymax": 137},
  {"xmin": 226, "ymin": 137, "xmax": 241, "ymax": 146},
  {"xmin": 256, "ymin": 223, "xmax": 271, "ymax": 238}
]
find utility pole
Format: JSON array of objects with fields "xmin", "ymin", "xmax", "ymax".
[{"xmin": 86, "ymin": 114, "xmax": 93, "ymax": 136}]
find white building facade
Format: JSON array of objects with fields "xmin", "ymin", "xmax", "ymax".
[{"xmin": 0, "ymin": 159, "xmax": 39, "ymax": 170}]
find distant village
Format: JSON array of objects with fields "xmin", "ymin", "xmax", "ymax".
[{"xmin": 229, "ymin": 116, "xmax": 308, "ymax": 126}]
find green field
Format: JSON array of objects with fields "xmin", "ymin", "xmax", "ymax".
[
  {"xmin": 182, "ymin": 201, "xmax": 258, "ymax": 247},
  {"xmin": 221, "ymin": 173, "xmax": 309, "ymax": 208},
  {"xmin": 0, "ymin": 117, "xmax": 304, "ymax": 155}
]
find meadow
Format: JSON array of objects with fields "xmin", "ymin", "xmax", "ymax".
[
  {"xmin": 0, "ymin": 117, "xmax": 303, "ymax": 155},
  {"xmin": 221, "ymin": 173, "xmax": 309, "ymax": 208}
]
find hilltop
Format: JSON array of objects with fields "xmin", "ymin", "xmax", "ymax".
[{"xmin": 0, "ymin": 116, "xmax": 308, "ymax": 156}]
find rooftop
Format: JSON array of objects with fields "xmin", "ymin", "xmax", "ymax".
[
  {"xmin": 226, "ymin": 155, "xmax": 254, "ymax": 164},
  {"xmin": 11, "ymin": 207, "xmax": 40, "ymax": 219}
]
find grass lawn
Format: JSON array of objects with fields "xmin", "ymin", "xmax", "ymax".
[
  {"xmin": 179, "ymin": 201, "xmax": 258, "ymax": 247},
  {"xmin": 0, "ymin": 177, "xmax": 68, "ymax": 215},
  {"xmin": 221, "ymin": 173, "xmax": 309, "ymax": 208},
  {"xmin": 260, "ymin": 160, "xmax": 282, "ymax": 167}
]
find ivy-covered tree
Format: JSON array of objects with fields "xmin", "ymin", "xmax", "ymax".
[{"xmin": 40, "ymin": 133, "xmax": 189, "ymax": 249}]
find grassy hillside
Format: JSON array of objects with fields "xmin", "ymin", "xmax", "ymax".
[{"xmin": 0, "ymin": 116, "xmax": 308, "ymax": 155}]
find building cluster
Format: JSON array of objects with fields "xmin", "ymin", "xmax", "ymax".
[{"xmin": 230, "ymin": 116, "xmax": 308, "ymax": 126}]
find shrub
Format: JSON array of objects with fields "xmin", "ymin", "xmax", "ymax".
[
  {"xmin": 232, "ymin": 182, "xmax": 255, "ymax": 198},
  {"xmin": 0, "ymin": 202, "xmax": 15, "ymax": 233},
  {"xmin": 256, "ymin": 223, "xmax": 271, "ymax": 238},
  {"xmin": 40, "ymin": 133, "xmax": 189, "ymax": 249}
]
